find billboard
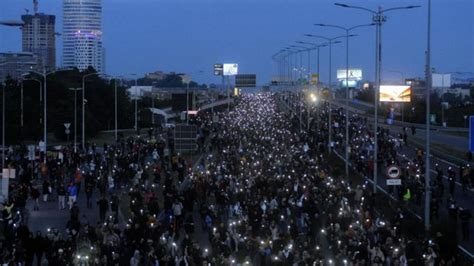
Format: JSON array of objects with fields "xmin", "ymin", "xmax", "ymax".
[
  {"xmin": 235, "ymin": 74, "xmax": 256, "ymax": 87},
  {"xmin": 432, "ymin": 73, "xmax": 451, "ymax": 88},
  {"xmin": 223, "ymin": 63, "xmax": 238, "ymax": 76},
  {"xmin": 380, "ymin": 85, "xmax": 411, "ymax": 102},
  {"xmin": 337, "ymin": 69, "xmax": 362, "ymax": 81},
  {"xmin": 214, "ymin": 64, "xmax": 223, "ymax": 76}
]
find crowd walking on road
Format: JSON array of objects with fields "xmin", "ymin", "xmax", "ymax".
[{"xmin": 0, "ymin": 93, "xmax": 469, "ymax": 265}]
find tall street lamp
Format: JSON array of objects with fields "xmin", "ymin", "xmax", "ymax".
[
  {"xmin": 82, "ymin": 72, "xmax": 104, "ymax": 151},
  {"xmin": 1, "ymin": 82, "xmax": 6, "ymax": 177},
  {"xmin": 424, "ymin": 0, "xmax": 432, "ymax": 233},
  {"xmin": 287, "ymin": 47, "xmax": 306, "ymax": 130},
  {"xmin": 335, "ymin": 2, "xmax": 420, "ymax": 193},
  {"xmin": 283, "ymin": 47, "xmax": 298, "ymax": 83},
  {"xmin": 114, "ymin": 78, "xmax": 121, "ymax": 141},
  {"xmin": 130, "ymin": 74, "xmax": 138, "ymax": 132},
  {"xmin": 290, "ymin": 45, "xmax": 308, "ymax": 81},
  {"xmin": 82, "ymin": 74, "xmax": 122, "ymax": 147},
  {"xmin": 276, "ymin": 50, "xmax": 289, "ymax": 84},
  {"xmin": 68, "ymin": 87, "xmax": 82, "ymax": 153},
  {"xmin": 304, "ymin": 34, "xmax": 346, "ymax": 153},
  {"xmin": 27, "ymin": 68, "xmax": 72, "ymax": 163},
  {"xmin": 314, "ymin": 23, "xmax": 374, "ymax": 178},
  {"xmin": 272, "ymin": 50, "xmax": 285, "ymax": 83},
  {"xmin": 296, "ymin": 41, "xmax": 328, "ymax": 83},
  {"xmin": 292, "ymin": 44, "xmax": 311, "ymax": 80},
  {"xmin": 282, "ymin": 47, "xmax": 294, "ymax": 83}
]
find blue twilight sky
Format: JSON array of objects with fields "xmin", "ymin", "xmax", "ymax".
[{"xmin": 1, "ymin": 0, "xmax": 472, "ymax": 85}]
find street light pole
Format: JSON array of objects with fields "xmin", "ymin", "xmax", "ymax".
[
  {"xmin": 20, "ymin": 80, "xmax": 24, "ymax": 130},
  {"xmin": 74, "ymin": 88, "xmax": 78, "ymax": 151},
  {"xmin": 328, "ymin": 41, "xmax": 333, "ymax": 153},
  {"xmin": 134, "ymin": 78, "xmax": 138, "ymax": 131},
  {"xmin": 68, "ymin": 88, "xmax": 82, "ymax": 153},
  {"xmin": 424, "ymin": 0, "xmax": 432, "ymax": 233},
  {"xmin": 2, "ymin": 82, "xmax": 5, "ymax": 173},
  {"xmin": 307, "ymin": 49, "xmax": 311, "ymax": 78},
  {"xmin": 44, "ymin": 69, "xmax": 47, "ymax": 162},
  {"xmin": 82, "ymin": 72, "xmax": 103, "ymax": 151},
  {"xmin": 186, "ymin": 81, "xmax": 190, "ymax": 125},
  {"xmin": 151, "ymin": 94, "xmax": 155, "ymax": 126},
  {"xmin": 335, "ymin": 2, "xmax": 420, "ymax": 192},
  {"xmin": 305, "ymin": 34, "xmax": 347, "ymax": 153},
  {"xmin": 314, "ymin": 24, "xmax": 373, "ymax": 178},
  {"xmin": 115, "ymin": 79, "xmax": 118, "ymax": 141},
  {"xmin": 295, "ymin": 41, "xmax": 328, "ymax": 85},
  {"xmin": 82, "ymin": 76, "xmax": 86, "ymax": 151},
  {"xmin": 27, "ymin": 68, "xmax": 72, "ymax": 162}
]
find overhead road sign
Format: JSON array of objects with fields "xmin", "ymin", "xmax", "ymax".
[
  {"xmin": 214, "ymin": 64, "xmax": 223, "ymax": 76},
  {"xmin": 235, "ymin": 74, "xmax": 256, "ymax": 88}
]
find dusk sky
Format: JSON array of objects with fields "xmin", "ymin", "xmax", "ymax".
[{"xmin": 1, "ymin": 0, "xmax": 472, "ymax": 85}]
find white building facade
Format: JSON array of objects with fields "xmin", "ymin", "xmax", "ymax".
[{"xmin": 62, "ymin": 0, "xmax": 104, "ymax": 72}]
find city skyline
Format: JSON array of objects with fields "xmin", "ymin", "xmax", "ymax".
[{"xmin": 1, "ymin": 0, "xmax": 472, "ymax": 84}]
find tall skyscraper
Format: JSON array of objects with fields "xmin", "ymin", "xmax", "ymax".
[
  {"xmin": 21, "ymin": 9, "xmax": 56, "ymax": 71},
  {"xmin": 62, "ymin": 0, "xmax": 104, "ymax": 72}
]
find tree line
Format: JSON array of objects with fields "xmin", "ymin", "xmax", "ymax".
[{"xmin": 0, "ymin": 68, "xmax": 201, "ymax": 145}]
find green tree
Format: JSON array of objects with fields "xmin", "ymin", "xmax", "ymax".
[{"xmin": 1, "ymin": 69, "xmax": 134, "ymax": 144}]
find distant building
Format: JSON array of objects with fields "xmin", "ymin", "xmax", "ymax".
[
  {"xmin": 0, "ymin": 52, "xmax": 39, "ymax": 81},
  {"xmin": 441, "ymin": 87, "xmax": 471, "ymax": 99},
  {"xmin": 63, "ymin": 0, "xmax": 104, "ymax": 72},
  {"xmin": 145, "ymin": 70, "xmax": 192, "ymax": 84},
  {"xmin": 129, "ymin": 86, "xmax": 153, "ymax": 99},
  {"xmin": 145, "ymin": 71, "xmax": 167, "ymax": 80},
  {"xmin": 21, "ymin": 13, "xmax": 56, "ymax": 71},
  {"xmin": 432, "ymin": 73, "xmax": 452, "ymax": 96}
]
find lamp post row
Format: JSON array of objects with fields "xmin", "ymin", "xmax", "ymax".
[{"xmin": 274, "ymin": 3, "xmax": 429, "ymax": 229}]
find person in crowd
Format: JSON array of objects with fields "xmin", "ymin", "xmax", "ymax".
[
  {"xmin": 30, "ymin": 186, "xmax": 40, "ymax": 211},
  {"xmin": 67, "ymin": 183, "xmax": 77, "ymax": 209},
  {"xmin": 97, "ymin": 196, "xmax": 109, "ymax": 222},
  {"xmin": 57, "ymin": 183, "xmax": 66, "ymax": 210},
  {"xmin": 42, "ymin": 180, "xmax": 51, "ymax": 202}
]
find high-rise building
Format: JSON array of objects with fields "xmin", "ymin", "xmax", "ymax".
[
  {"xmin": 62, "ymin": 0, "xmax": 104, "ymax": 72},
  {"xmin": 21, "ymin": 8, "xmax": 56, "ymax": 71}
]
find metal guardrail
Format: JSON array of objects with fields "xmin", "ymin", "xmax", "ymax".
[
  {"xmin": 327, "ymin": 99, "xmax": 470, "ymax": 163},
  {"xmin": 335, "ymin": 99, "xmax": 469, "ymax": 133}
]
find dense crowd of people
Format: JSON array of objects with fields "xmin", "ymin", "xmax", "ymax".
[
  {"xmin": 309, "ymin": 96, "xmax": 472, "ymax": 245},
  {"xmin": 0, "ymin": 92, "xmax": 470, "ymax": 265}
]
